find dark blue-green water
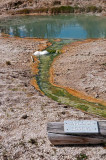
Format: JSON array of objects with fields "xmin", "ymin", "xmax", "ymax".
[{"xmin": 0, "ymin": 14, "xmax": 106, "ymax": 39}]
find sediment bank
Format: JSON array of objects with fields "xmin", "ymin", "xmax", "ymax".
[
  {"xmin": 52, "ymin": 39, "xmax": 106, "ymax": 105},
  {"xmin": 0, "ymin": 0, "xmax": 105, "ymax": 17}
]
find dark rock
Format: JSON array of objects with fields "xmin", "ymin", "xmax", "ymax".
[
  {"xmin": 61, "ymin": 111, "xmax": 65, "ymax": 115},
  {"xmin": 24, "ymin": 83, "xmax": 28, "ymax": 87},
  {"xmin": 21, "ymin": 114, "xmax": 28, "ymax": 119},
  {"xmin": 63, "ymin": 105, "xmax": 69, "ymax": 109}
]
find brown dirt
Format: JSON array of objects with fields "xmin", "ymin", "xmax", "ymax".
[
  {"xmin": 0, "ymin": 0, "xmax": 105, "ymax": 16},
  {"xmin": 0, "ymin": 37, "xmax": 106, "ymax": 160},
  {"xmin": 53, "ymin": 39, "xmax": 106, "ymax": 104}
]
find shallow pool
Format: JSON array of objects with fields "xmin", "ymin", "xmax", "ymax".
[{"xmin": 0, "ymin": 14, "xmax": 106, "ymax": 39}]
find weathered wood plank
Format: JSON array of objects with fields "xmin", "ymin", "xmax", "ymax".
[
  {"xmin": 47, "ymin": 121, "xmax": 106, "ymax": 135},
  {"xmin": 47, "ymin": 122, "xmax": 64, "ymax": 134},
  {"xmin": 47, "ymin": 121, "xmax": 106, "ymax": 145},
  {"xmin": 48, "ymin": 133, "xmax": 106, "ymax": 145},
  {"xmin": 98, "ymin": 121, "xmax": 106, "ymax": 136}
]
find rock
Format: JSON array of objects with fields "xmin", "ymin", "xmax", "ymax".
[
  {"xmin": 24, "ymin": 83, "xmax": 28, "ymax": 87},
  {"xmin": 21, "ymin": 114, "xmax": 28, "ymax": 119},
  {"xmin": 95, "ymin": 93, "xmax": 99, "ymax": 98}
]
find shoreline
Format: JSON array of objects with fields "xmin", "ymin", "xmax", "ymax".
[{"xmin": 0, "ymin": 11, "xmax": 105, "ymax": 20}]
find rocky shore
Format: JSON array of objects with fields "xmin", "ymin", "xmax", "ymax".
[{"xmin": 0, "ymin": 37, "xmax": 106, "ymax": 159}]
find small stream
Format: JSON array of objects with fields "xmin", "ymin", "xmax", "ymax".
[{"xmin": 35, "ymin": 39, "xmax": 106, "ymax": 117}]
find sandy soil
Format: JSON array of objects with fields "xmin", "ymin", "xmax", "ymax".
[
  {"xmin": 53, "ymin": 39, "xmax": 106, "ymax": 101},
  {"xmin": 0, "ymin": 37, "xmax": 106, "ymax": 160},
  {"xmin": 0, "ymin": 0, "xmax": 105, "ymax": 17}
]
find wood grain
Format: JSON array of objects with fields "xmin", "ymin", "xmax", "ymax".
[{"xmin": 47, "ymin": 121, "xmax": 106, "ymax": 145}]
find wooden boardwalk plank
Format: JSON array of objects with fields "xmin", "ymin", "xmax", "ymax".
[{"xmin": 47, "ymin": 121, "xmax": 106, "ymax": 145}]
